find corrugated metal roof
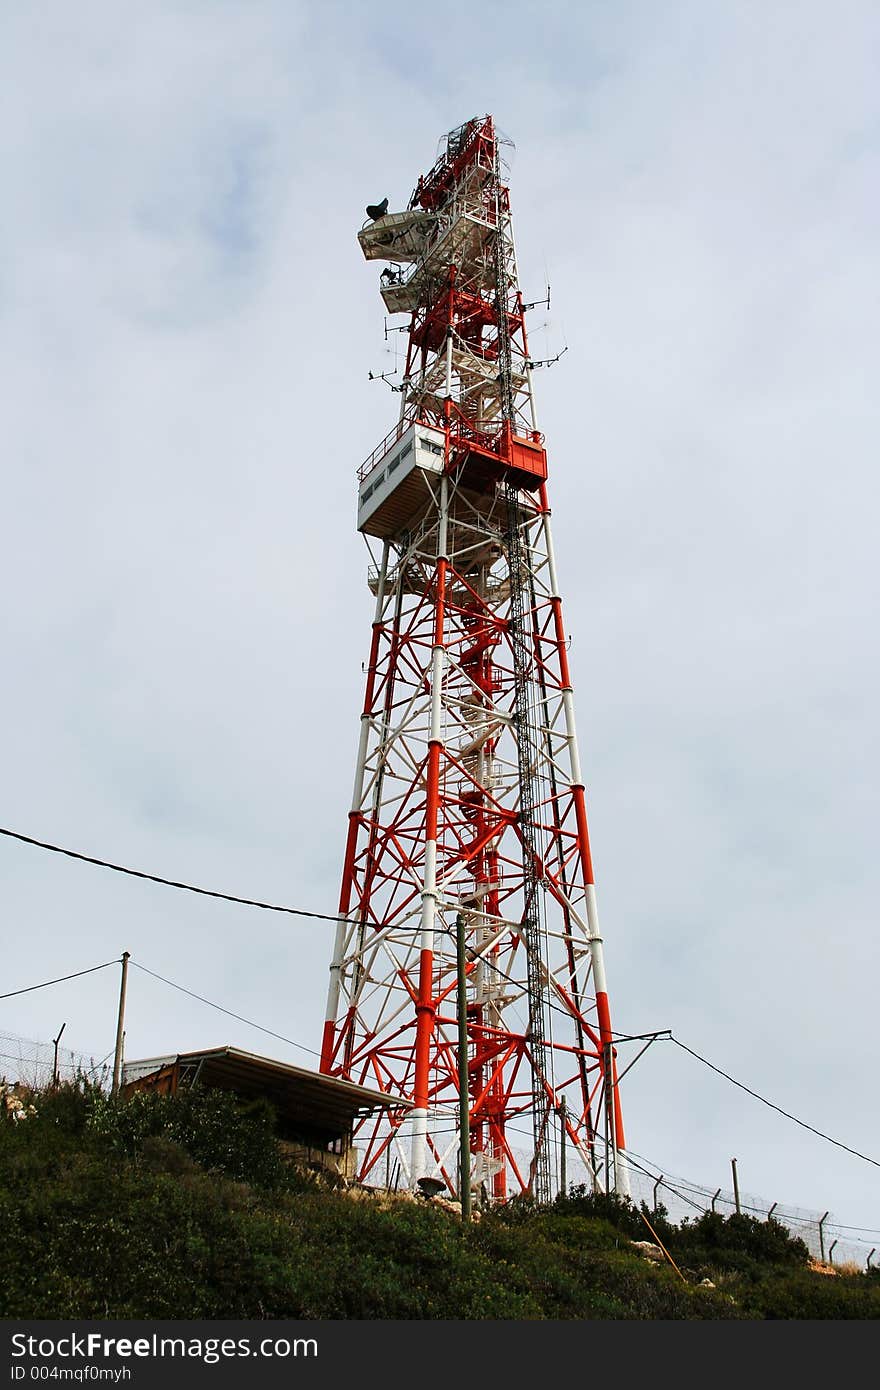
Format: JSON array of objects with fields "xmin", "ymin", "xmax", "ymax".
[{"xmin": 122, "ymin": 1045, "xmax": 409, "ymax": 1142}]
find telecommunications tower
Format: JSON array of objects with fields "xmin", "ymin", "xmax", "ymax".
[{"xmin": 320, "ymin": 116, "xmax": 629, "ymax": 1202}]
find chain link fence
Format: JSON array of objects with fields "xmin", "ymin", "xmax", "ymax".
[
  {"xmin": 533, "ymin": 1138, "xmax": 878, "ymax": 1271},
  {"xmin": 0, "ymin": 1030, "xmax": 112, "ymax": 1091},
  {"xmin": 2, "ymin": 1036, "xmax": 875, "ymax": 1271}
]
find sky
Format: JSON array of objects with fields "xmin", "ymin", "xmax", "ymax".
[{"xmin": 2, "ymin": 1, "xmax": 878, "ymax": 1252}]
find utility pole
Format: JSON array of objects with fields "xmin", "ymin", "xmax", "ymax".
[
  {"xmin": 731, "ymin": 1157, "xmax": 741, "ymax": 1215},
  {"xmin": 112, "ymin": 952, "xmax": 130, "ymax": 1096},
  {"xmin": 52, "ymin": 1022, "xmax": 66, "ymax": 1089},
  {"xmin": 558, "ymin": 1097, "xmax": 567, "ymax": 1199},
  {"xmin": 455, "ymin": 913, "xmax": 471, "ymax": 1224}
]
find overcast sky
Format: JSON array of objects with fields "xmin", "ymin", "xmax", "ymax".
[{"xmin": 2, "ymin": 2, "xmax": 878, "ymax": 1247}]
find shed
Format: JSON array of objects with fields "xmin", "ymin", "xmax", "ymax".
[{"xmin": 122, "ymin": 1045, "xmax": 407, "ymax": 1180}]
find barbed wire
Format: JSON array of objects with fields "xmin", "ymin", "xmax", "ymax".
[
  {"xmin": 0, "ymin": 1030, "xmax": 112, "ymax": 1088},
  {"xmin": 2, "ymin": 821, "xmax": 878, "ymax": 1253},
  {"xmin": 2, "ymin": 1016, "xmax": 876, "ymax": 1267}
]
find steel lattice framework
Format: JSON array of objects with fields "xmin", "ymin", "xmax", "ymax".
[{"xmin": 320, "ymin": 116, "xmax": 629, "ymax": 1202}]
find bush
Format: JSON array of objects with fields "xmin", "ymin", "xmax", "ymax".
[
  {"xmin": 475, "ymin": 1208, "xmax": 741, "ymax": 1319},
  {"xmin": 671, "ymin": 1211, "xmax": 811, "ymax": 1271},
  {"xmin": 24, "ymin": 1075, "xmax": 102, "ymax": 1134},
  {"xmin": 735, "ymin": 1267, "xmax": 880, "ymax": 1319},
  {"xmin": 2, "ymin": 1084, "xmax": 878, "ymax": 1319},
  {"xmin": 86, "ymin": 1087, "xmax": 291, "ymax": 1189},
  {"xmin": 553, "ymin": 1184, "xmax": 677, "ymax": 1246}
]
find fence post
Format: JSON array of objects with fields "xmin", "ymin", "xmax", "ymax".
[
  {"xmin": 52, "ymin": 1022, "xmax": 67, "ymax": 1089},
  {"xmin": 711, "ymin": 1187, "xmax": 721, "ymax": 1213},
  {"xmin": 730, "ymin": 1157, "xmax": 741, "ymax": 1215},
  {"xmin": 828, "ymin": 1239, "xmax": 838, "ymax": 1265},
  {"xmin": 867, "ymin": 1249, "xmax": 875, "ymax": 1270},
  {"xmin": 818, "ymin": 1211, "xmax": 829, "ymax": 1263},
  {"xmin": 653, "ymin": 1174, "xmax": 664, "ymax": 1213}
]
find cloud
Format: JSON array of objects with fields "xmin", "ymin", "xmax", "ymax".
[{"xmin": 1, "ymin": 1, "xmax": 877, "ymax": 1238}]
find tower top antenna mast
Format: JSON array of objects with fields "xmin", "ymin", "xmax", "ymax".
[{"xmin": 320, "ymin": 117, "xmax": 630, "ymax": 1205}]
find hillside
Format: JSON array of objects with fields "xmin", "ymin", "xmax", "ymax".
[{"xmin": 1, "ymin": 1081, "xmax": 877, "ymax": 1320}]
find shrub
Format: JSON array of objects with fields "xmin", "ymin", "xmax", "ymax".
[
  {"xmin": 671, "ymin": 1211, "xmax": 810, "ymax": 1270},
  {"xmin": 87, "ymin": 1087, "xmax": 289, "ymax": 1188},
  {"xmin": 25, "ymin": 1075, "xmax": 102, "ymax": 1134},
  {"xmin": 3, "ymin": 1082, "xmax": 877, "ymax": 1319},
  {"xmin": 553, "ymin": 1184, "xmax": 677, "ymax": 1246}
]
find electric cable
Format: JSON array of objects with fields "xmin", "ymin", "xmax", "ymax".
[
  {"xmin": 4, "ymin": 823, "xmax": 878, "ymax": 1176},
  {"xmin": 129, "ymin": 960, "xmax": 323, "ymax": 1061},
  {"xmin": 617, "ymin": 1141, "xmax": 880, "ymax": 1244},
  {"xmin": 0, "ymin": 959, "xmax": 119, "ymax": 1001},
  {"xmin": 669, "ymin": 1035, "xmax": 880, "ymax": 1171},
  {"xmin": 0, "ymin": 826, "xmax": 340, "ymax": 923}
]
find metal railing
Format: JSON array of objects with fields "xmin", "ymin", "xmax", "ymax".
[{"xmin": 357, "ymin": 416, "xmax": 419, "ymax": 484}]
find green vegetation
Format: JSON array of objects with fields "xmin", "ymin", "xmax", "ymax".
[{"xmin": 0, "ymin": 1080, "xmax": 877, "ymax": 1319}]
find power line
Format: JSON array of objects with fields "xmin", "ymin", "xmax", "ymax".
[
  {"xmin": 393, "ymin": 1127, "xmax": 880, "ymax": 1246},
  {"xmin": 86, "ymin": 1048, "xmax": 116, "ymax": 1077},
  {"xmin": 0, "ymin": 958, "xmax": 119, "ymax": 1001},
  {"xmin": 669, "ymin": 1036, "xmax": 880, "ymax": 1171},
  {"xmin": 619, "ymin": 1152, "xmax": 708, "ymax": 1217},
  {"xmin": 4, "ymin": 824, "xmax": 878, "ymax": 1177},
  {"xmin": 129, "ymin": 960, "xmax": 323, "ymax": 1061},
  {"xmin": 822, "ymin": 1221, "xmax": 880, "ymax": 1236},
  {"xmin": 0, "ymin": 826, "xmax": 340, "ymax": 924},
  {"xmin": 9, "ymin": 949, "xmax": 879, "ymax": 1239},
  {"xmin": 610, "ymin": 1141, "xmax": 880, "ymax": 1240},
  {"xmin": 439, "ymin": 927, "xmax": 673, "ymax": 1051},
  {"xmin": 9, "ymin": 947, "xmax": 878, "ymax": 1187},
  {"xmin": 619, "ymin": 1142, "xmax": 880, "ymax": 1244}
]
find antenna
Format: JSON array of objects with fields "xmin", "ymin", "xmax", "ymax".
[
  {"xmin": 522, "ymin": 283, "xmax": 551, "ymax": 312},
  {"xmin": 368, "ymin": 369, "xmax": 407, "ymax": 393},
  {"xmin": 383, "ymin": 318, "xmax": 409, "ymax": 341},
  {"xmin": 526, "ymin": 344, "xmax": 568, "ymax": 370}
]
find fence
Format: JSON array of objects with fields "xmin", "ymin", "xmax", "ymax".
[
  {"xmin": 2, "ymin": 1035, "xmax": 875, "ymax": 1270},
  {"xmin": 537, "ymin": 1138, "xmax": 877, "ymax": 1270},
  {"xmin": 0, "ymin": 1029, "xmax": 112, "ymax": 1092}
]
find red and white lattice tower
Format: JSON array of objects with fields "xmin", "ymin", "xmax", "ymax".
[{"xmin": 320, "ymin": 117, "xmax": 629, "ymax": 1203}]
